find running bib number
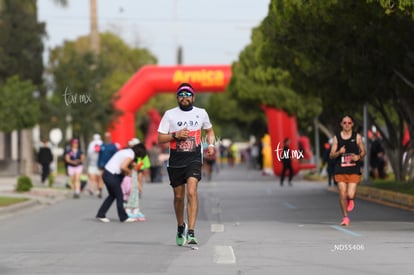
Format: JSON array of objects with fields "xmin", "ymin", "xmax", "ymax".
[
  {"xmin": 177, "ymin": 137, "xmax": 196, "ymax": 152},
  {"xmin": 340, "ymin": 153, "xmax": 356, "ymax": 167}
]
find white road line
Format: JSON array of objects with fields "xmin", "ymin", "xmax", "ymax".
[
  {"xmin": 214, "ymin": 246, "xmax": 236, "ymax": 264},
  {"xmin": 282, "ymin": 201, "xmax": 297, "ymax": 209},
  {"xmin": 330, "ymin": 225, "xmax": 362, "ymax": 237},
  {"xmin": 211, "ymin": 223, "xmax": 224, "ymax": 232}
]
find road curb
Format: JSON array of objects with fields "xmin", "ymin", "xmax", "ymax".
[
  {"xmin": 0, "ymin": 199, "xmax": 41, "ymax": 216},
  {"xmin": 0, "ymin": 188, "xmax": 70, "ymax": 217},
  {"xmin": 328, "ymin": 185, "xmax": 414, "ymax": 212}
]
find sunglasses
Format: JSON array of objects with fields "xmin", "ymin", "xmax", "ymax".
[
  {"xmin": 342, "ymin": 121, "xmax": 353, "ymax": 125},
  {"xmin": 177, "ymin": 92, "xmax": 193, "ymax": 98}
]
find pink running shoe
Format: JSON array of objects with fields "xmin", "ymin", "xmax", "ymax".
[
  {"xmin": 340, "ymin": 217, "xmax": 350, "ymax": 226},
  {"xmin": 347, "ymin": 199, "xmax": 355, "ymax": 212}
]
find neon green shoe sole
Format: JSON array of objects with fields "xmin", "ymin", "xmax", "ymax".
[
  {"xmin": 176, "ymin": 223, "xmax": 187, "ymax": 246},
  {"xmin": 176, "ymin": 233, "xmax": 186, "ymax": 246},
  {"xmin": 187, "ymin": 235, "xmax": 198, "ymax": 245}
]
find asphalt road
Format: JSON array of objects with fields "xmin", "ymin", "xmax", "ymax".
[{"xmin": 1, "ymin": 165, "xmax": 414, "ymax": 275}]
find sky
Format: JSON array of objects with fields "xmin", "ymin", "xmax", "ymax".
[{"xmin": 37, "ymin": 0, "xmax": 270, "ymax": 66}]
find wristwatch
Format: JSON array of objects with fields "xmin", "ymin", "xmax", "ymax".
[{"xmin": 172, "ymin": 133, "xmax": 179, "ymax": 140}]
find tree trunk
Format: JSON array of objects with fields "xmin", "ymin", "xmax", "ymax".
[
  {"xmin": 90, "ymin": 0, "xmax": 99, "ymax": 53},
  {"xmin": 386, "ymin": 146, "xmax": 404, "ymax": 182}
]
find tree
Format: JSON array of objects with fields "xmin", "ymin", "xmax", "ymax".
[
  {"xmin": 0, "ymin": 75, "xmax": 40, "ymax": 132},
  {"xmin": 0, "ymin": 0, "xmax": 45, "ymax": 171},
  {"xmin": 370, "ymin": 0, "xmax": 414, "ymax": 17},
  {"xmin": 0, "ymin": 0, "xmax": 45, "ymax": 87},
  {"xmin": 45, "ymin": 32, "xmax": 157, "ymax": 142},
  {"xmin": 224, "ymin": 0, "xmax": 414, "ymax": 181}
]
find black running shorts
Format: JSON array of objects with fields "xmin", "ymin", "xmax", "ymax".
[{"xmin": 167, "ymin": 162, "xmax": 202, "ymax": 188}]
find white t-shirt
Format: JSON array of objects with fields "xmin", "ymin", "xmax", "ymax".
[
  {"xmin": 158, "ymin": 106, "xmax": 212, "ymax": 168},
  {"xmin": 105, "ymin": 148, "xmax": 134, "ymax": 174}
]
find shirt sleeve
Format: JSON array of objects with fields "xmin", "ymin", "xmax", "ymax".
[
  {"xmin": 202, "ymin": 109, "xmax": 213, "ymax": 130},
  {"xmin": 158, "ymin": 111, "xmax": 171, "ymax": 134}
]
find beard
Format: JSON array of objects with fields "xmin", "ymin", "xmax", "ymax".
[{"xmin": 178, "ymin": 101, "xmax": 193, "ymax": 111}]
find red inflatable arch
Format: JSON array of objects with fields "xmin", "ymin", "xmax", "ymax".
[
  {"xmin": 111, "ymin": 65, "xmax": 232, "ymax": 147},
  {"xmin": 111, "ymin": 65, "xmax": 314, "ymax": 176}
]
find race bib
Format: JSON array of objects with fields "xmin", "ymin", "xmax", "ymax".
[
  {"xmin": 176, "ymin": 137, "xmax": 197, "ymax": 152},
  {"xmin": 340, "ymin": 153, "xmax": 356, "ymax": 167}
]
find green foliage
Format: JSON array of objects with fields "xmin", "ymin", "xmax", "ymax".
[
  {"xmin": 219, "ymin": 16, "xmax": 322, "ymax": 136},
  {"xmin": 48, "ymin": 173, "xmax": 55, "ymax": 188},
  {"xmin": 0, "ymin": 196, "xmax": 29, "ymax": 207},
  {"xmin": 45, "ymin": 32, "xmax": 157, "ymax": 141},
  {"xmin": 0, "ymin": 75, "xmax": 40, "ymax": 132},
  {"xmin": 368, "ymin": 0, "xmax": 414, "ymax": 17},
  {"xmin": 258, "ymin": 0, "xmax": 414, "ymax": 131},
  {"xmin": 207, "ymin": 90, "xmax": 268, "ymax": 140},
  {"xmin": 15, "ymin": 175, "xmax": 33, "ymax": 192},
  {"xmin": 370, "ymin": 179, "xmax": 414, "ymax": 195},
  {"xmin": 251, "ymin": 0, "xmax": 414, "ymax": 181},
  {"xmin": 0, "ymin": 0, "xmax": 45, "ymax": 86}
]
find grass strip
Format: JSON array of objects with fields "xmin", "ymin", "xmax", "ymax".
[{"xmin": 0, "ymin": 196, "xmax": 29, "ymax": 207}]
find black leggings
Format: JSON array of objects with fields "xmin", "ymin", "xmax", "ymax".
[{"xmin": 280, "ymin": 162, "xmax": 293, "ymax": 184}]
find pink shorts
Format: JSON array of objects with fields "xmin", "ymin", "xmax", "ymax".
[{"xmin": 67, "ymin": 165, "xmax": 83, "ymax": 176}]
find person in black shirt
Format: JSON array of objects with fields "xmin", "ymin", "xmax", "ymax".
[
  {"xmin": 37, "ymin": 138, "xmax": 53, "ymax": 184},
  {"xmin": 280, "ymin": 137, "xmax": 293, "ymax": 186},
  {"xmin": 330, "ymin": 115, "xmax": 366, "ymax": 226}
]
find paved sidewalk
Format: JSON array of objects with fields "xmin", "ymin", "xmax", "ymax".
[
  {"xmin": 0, "ymin": 173, "xmax": 70, "ymax": 191},
  {"xmin": 0, "ymin": 174, "xmax": 71, "ymax": 218}
]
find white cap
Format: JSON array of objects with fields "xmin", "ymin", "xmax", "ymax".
[
  {"xmin": 93, "ymin": 134, "xmax": 101, "ymax": 141},
  {"xmin": 128, "ymin": 138, "xmax": 140, "ymax": 147}
]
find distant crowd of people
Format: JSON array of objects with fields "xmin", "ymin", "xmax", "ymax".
[{"xmin": 35, "ymin": 131, "xmax": 167, "ymax": 223}]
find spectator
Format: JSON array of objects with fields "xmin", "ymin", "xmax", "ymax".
[
  {"xmin": 370, "ymin": 133, "xmax": 386, "ymax": 179},
  {"xmin": 86, "ymin": 134, "xmax": 102, "ymax": 196},
  {"xmin": 97, "ymin": 132, "xmax": 118, "ymax": 198},
  {"xmin": 96, "ymin": 143, "xmax": 147, "ymax": 223},
  {"xmin": 148, "ymin": 142, "xmax": 163, "ymax": 183},
  {"xmin": 37, "ymin": 138, "xmax": 53, "ymax": 184},
  {"xmin": 280, "ymin": 137, "xmax": 293, "ymax": 186}
]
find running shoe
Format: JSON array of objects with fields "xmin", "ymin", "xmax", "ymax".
[
  {"xmin": 187, "ymin": 232, "xmax": 199, "ymax": 245},
  {"xmin": 97, "ymin": 217, "xmax": 110, "ymax": 223},
  {"xmin": 340, "ymin": 216, "xmax": 350, "ymax": 226},
  {"xmin": 347, "ymin": 199, "xmax": 355, "ymax": 212},
  {"xmin": 129, "ymin": 212, "xmax": 146, "ymax": 221},
  {"xmin": 123, "ymin": 217, "xmax": 137, "ymax": 223},
  {"xmin": 176, "ymin": 222, "xmax": 187, "ymax": 246}
]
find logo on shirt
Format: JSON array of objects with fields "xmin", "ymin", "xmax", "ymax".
[{"xmin": 177, "ymin": 120, "xmax": 200, "ymax": 127}]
